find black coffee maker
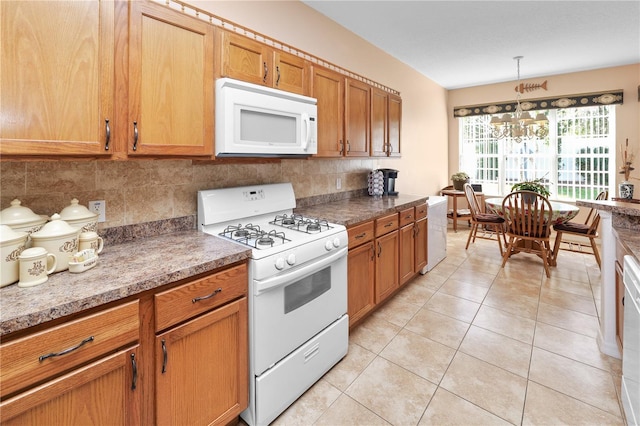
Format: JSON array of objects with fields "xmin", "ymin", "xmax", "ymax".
[{"xmin": 378, "ymin": 168, "xmax": 399, "ymax": 195}]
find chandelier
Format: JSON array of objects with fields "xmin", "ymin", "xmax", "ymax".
[{"xmin": 490, "ymin": 56, "xmax": 549, "ymax": 143}]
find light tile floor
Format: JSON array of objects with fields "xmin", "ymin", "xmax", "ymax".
[{"xmin": 269, "ymin": 227, "xmax": 626, "ymax": 426}]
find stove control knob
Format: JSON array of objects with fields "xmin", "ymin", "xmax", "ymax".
[
  {"xmin": 275, "ymin": 257, "xmax": 286, "ymax": 270},
  {"xmin": 332, "ymin": 238, "xmax": 341, "ymax": 248},
  {"xmin": 325, "ymin": 241, "xmax": 333, "ymax": 251},
  {"xmin": 286, "ymin": 254, "xmax": 296, "ymax": 265}
]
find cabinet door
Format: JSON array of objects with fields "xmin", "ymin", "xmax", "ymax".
[
  {"xmin": 348, "ymin": 241, "xmax": 375, "ymax": 327},
  {"xmin": 312, "ymin": 67, "xmax": 344, "ymax": 157},
  {"xmin": 0, "ymin": 0, "xmax": 114, "ymax": 156},
  {"xmin": 274, "ymin": 51, "xmax": 310, "ymax": 95},
  {"xmin": 370, "ymin": 88, "xmax": 389, "ymax": 157},
  {"xmin": 375, "ymin": 231, "xmax": 399, "ymax": 303},
  {"xmin": 220, "ymin": 30, "xmax": 271, "ymax": 86},
  {"xmin": 345, "ymin": 79, "xmax": 370, "ymax": 157},
  {"xmin": 415, "ymin": 217, "xmax": 428, "ymax": 273},
  {"xmin": 399, "ymin": 224, "xmax": 415, "ymax": 286},
  {"xmin": 128, "ymin": 1, "xmax": 214, "ymax": 156},
  {"xmin": 156, "ymin": 297, "xmax": 248, "ymax": 426},
  {"xmin": 1, "ymin": 347, "xmax": 140, "ymax": 425},
  {"xmin": 388, "ymin": 94, "xmax": 402, "ymax": 157}
]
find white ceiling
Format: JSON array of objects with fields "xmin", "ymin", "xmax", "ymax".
[{"xmin": 302, "ymin": 0, "xmax": 640, "ymax": 89}]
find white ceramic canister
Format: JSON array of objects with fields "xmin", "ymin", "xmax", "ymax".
[
  {"xmin": 59, "ymin": 198, "xmax": 98, "ymax": 232},
  {"xmin": 18, "ymin": 247, "xmax": 57, "ymax": 288},
  {"xmin": 30, "ymin": 214, "xmax": 79, "ymax": 273},
  {"xmin": 0, "ymin": 225, "xmax": 29, "ymax": 287},
  {"xmin": 78, "ymin": 231, "xmax": 104, "ymax": 254},
  {"xmin": 0, "ymin": 199, "xmax": 48, "ymax": 235}
]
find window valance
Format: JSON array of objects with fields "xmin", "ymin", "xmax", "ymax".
[{"xmin": 453, "ymin": 89, "xmax": 624, "ymax": 118}]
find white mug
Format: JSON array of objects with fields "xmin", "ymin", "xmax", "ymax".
[
  {"xmin": 18, "ymin": 247, "xmax": 57, "ymax": 288},
  {"xmin": 78, "ymin": 231, "xmax": 103, "ymax": 254}
]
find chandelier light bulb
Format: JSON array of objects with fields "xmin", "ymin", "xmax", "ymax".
[{"xmin": 490, "ymin": 56, "xmax": 549, "ymax": 143}]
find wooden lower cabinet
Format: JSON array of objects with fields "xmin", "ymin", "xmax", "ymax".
[
  {"xmin": 399, "ymin": 223, "xmax": 416, "ymax": 285},
  {"xmin": 415, "ymin": 216, "xmax": 428, "ymax": 272},
  {"xmin": 347, "ymin": 241, "xmax": 375, "ymax": 326},
  {"xmin": 1, "ymin": 346, "xmax": 140, "ymax": 425},
  {"xmin": 155, "ymin": 297, "xmax": 248, "ymax": 426},
  {"xmin": 375, "ymin": 229, "xmax": 400, "ymax": 303},
  {"xmin": 0, "ymin": 263, "xmax": 249, "ymax": 425}
]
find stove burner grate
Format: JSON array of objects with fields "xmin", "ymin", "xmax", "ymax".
[
  {"xmin": 219, "ymin": 224, "xmax": 290, "ymax": 249},
  {"xmin": 270, "ymin": 214, "xmax": 333, "ymax": 234}
]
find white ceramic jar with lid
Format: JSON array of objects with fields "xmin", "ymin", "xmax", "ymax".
[
  {"xmin": 30, "ymin": 214, "xmax": 79, "ymax": 273},
  {"xmin": 0, "ymin": 199, "xmax": 47, "ymax": 234},
  {"xmin": 0, "ymin": 225, "xmax": 29, "ymax": 287},
  {"xmin": 59, "ymin": 198, "xmax": 98, "ymax": 232}
]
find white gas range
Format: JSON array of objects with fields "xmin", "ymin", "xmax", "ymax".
[{"xmin": 197, "ymin": 183, "xmax": 349, "ymax": 426}]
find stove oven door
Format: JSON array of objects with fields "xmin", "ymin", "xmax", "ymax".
[{"xmin": 252, "ymin": 247, "xmax": 347, "ymax": 376}]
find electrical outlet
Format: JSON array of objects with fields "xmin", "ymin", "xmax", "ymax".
[
  {"xmin": 88, "ymin": 200, "xmax": 106, "ymax": 223},
  {"xmin": 336, "ymin": 177, "xmax": 342, "ymax": 190}
]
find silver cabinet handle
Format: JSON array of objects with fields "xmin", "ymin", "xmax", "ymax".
[
  {"xmin": 130, "ymin": 353, "xmax": 137, "ymax": 390},
  {"xmin": 192, "ymin": 287, "xmax": 222, "ymax": 303},
  {"xmin": 132, "ymin": 121, "xmax": 139, "ymax": 151},
  {"xmin": 39, "ymin": 336, "xmax": 94, "ymax": 362},
  {"xmin": 161, "ymin": 339, "xmax": 167, "ymax": 374},
  {"xmin": 104, "ymin": 119, "xmax": 110, "ymax": 151}
]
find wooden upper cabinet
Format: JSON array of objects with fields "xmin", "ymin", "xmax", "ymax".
[
  {"xmin": 371, "ymin": 88, "xmax": 389, "ymax": 157},
  {"xmin": 220, "ymin": 31, "xmax": 271, "ymax": 86},
  {"xmin": 128, "ymin": 1, "xmax": 214, "ymax": 156},
  {"xmin": 371, "ymin": 88, "xmax": 401, "ymax": 157},
  {"xmin": 219, "ymin": 31, "xmax": 310, "ymax": 96},
  {"xmin": 273, "ymin": 51, "xmax": 310, "ymax": 95},
  {"xmin": 312, "ymin": 66, "xmax": 344, "ymax": 157},
  {"xmin": 345, "ymin": 79, "xmax": 370, "ymax": 157},
  {"xmin": 0, "ymin": 0, "xmax": 115, "ymax": 156},
  {"xmin": 388, "ymin": 94, "xmax": 402, "ymax": 157}
]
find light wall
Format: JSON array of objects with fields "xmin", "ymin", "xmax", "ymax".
[
  {"xmin": 447, "ymin": 64, "xmax": 640, "ymax": 195},
  {"xmin": 0, "ymin": 1, "xmax": 449, "ymax": 227}
]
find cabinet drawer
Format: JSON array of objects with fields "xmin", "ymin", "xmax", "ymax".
[
  {"xmin": 348, "ymin": 221, "xmax": 374, "ymax": 248},
  {"xmin": 155, "ymin": 263, "xmax": 248, "ymax": 331},
  {"xmin": 416, "ymin": 203, "xmax": 428, "ymax": 220},
  {"xmin": 399, "ymin": 207, "xmax": 415, "ymax": 227},
  {"xmin": 375, "ymin": 213, "xmax": 399, "ymax": 237},
  {"xmin": 0, "ymin": 301, "xmax": 139, "ymax": 398}
]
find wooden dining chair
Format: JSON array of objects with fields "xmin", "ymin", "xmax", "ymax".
[
  {"xmin": 501, "ymin": 190, "xmax": 554, "ymax": 277},
  {"xmin": 463, "ymin": 183, "xmax": 506, "ymax": 254},
  {"xmin": 551, "ymin": 190, "xmax": 608, "ymax": 268}
]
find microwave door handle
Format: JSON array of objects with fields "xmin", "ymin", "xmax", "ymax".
[
  {"xmin": 254, "ymin": 247, "xmax": 347, "ymax": 295},
  {"xmin": 302, "ymin": 113, "xmax": 310, "ymax": 151}
]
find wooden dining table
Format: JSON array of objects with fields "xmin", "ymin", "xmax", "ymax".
[
  {"xmin": 484, "ymin": 198, "xmax": 580, "ymax": 224},
  {"xmin": 484, "ymin": 197, "xmax": 580, "ymax": 266}
]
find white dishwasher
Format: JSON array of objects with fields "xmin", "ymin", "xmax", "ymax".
[
  {"xmin": 422, "ymin": 196, "xmax": 447, "ymax": 273},
  {"xmin": 622, "ymin": 255, "xmax": 640, "ymax": 426}
]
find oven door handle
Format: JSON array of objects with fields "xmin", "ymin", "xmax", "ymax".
[{"xmin": 254, "ymin": 247, "xmax": 347, "ymax": 295}]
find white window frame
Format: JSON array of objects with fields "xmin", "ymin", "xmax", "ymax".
[{"xmin": 459, "ymin": 105, "xmax": 616, "ymax": 201}]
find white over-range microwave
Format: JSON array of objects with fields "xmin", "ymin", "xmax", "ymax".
[{"xmin": 215, "ymin": 78, "xmax": 318, "ymax": 157}]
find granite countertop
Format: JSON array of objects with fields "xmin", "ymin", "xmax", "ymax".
[
  {"xmin": 576, "ymin": 199, "xmax": 640, "ymax": 261},
  {"xmin": 295, "ymin": 194, "xmax": 429, "ymax": 227},
  {"xmin": 0, "ymin": 231, "xmax": 251, "ymax": 337},
  {"xmin": 576, "ymin": 199, "xmax": 640, "ymax": 216}
]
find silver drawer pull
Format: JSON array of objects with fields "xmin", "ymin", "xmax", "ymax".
[
  {"xmin": 39, "ymin": 336, "xmax": 94, "ymax": 362},
  {"xmin": 192, "ymin": 287, "xmax": 222, "ymax": 303}
]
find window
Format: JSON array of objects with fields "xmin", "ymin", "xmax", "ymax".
[{"xmin": 459, "ymin": 105, "xmax": 615, "ymax": 201}]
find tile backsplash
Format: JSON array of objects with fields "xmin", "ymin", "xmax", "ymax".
[{"xmin": 1, "ymin": 159, "xmax": 379, "ymax": 229}]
